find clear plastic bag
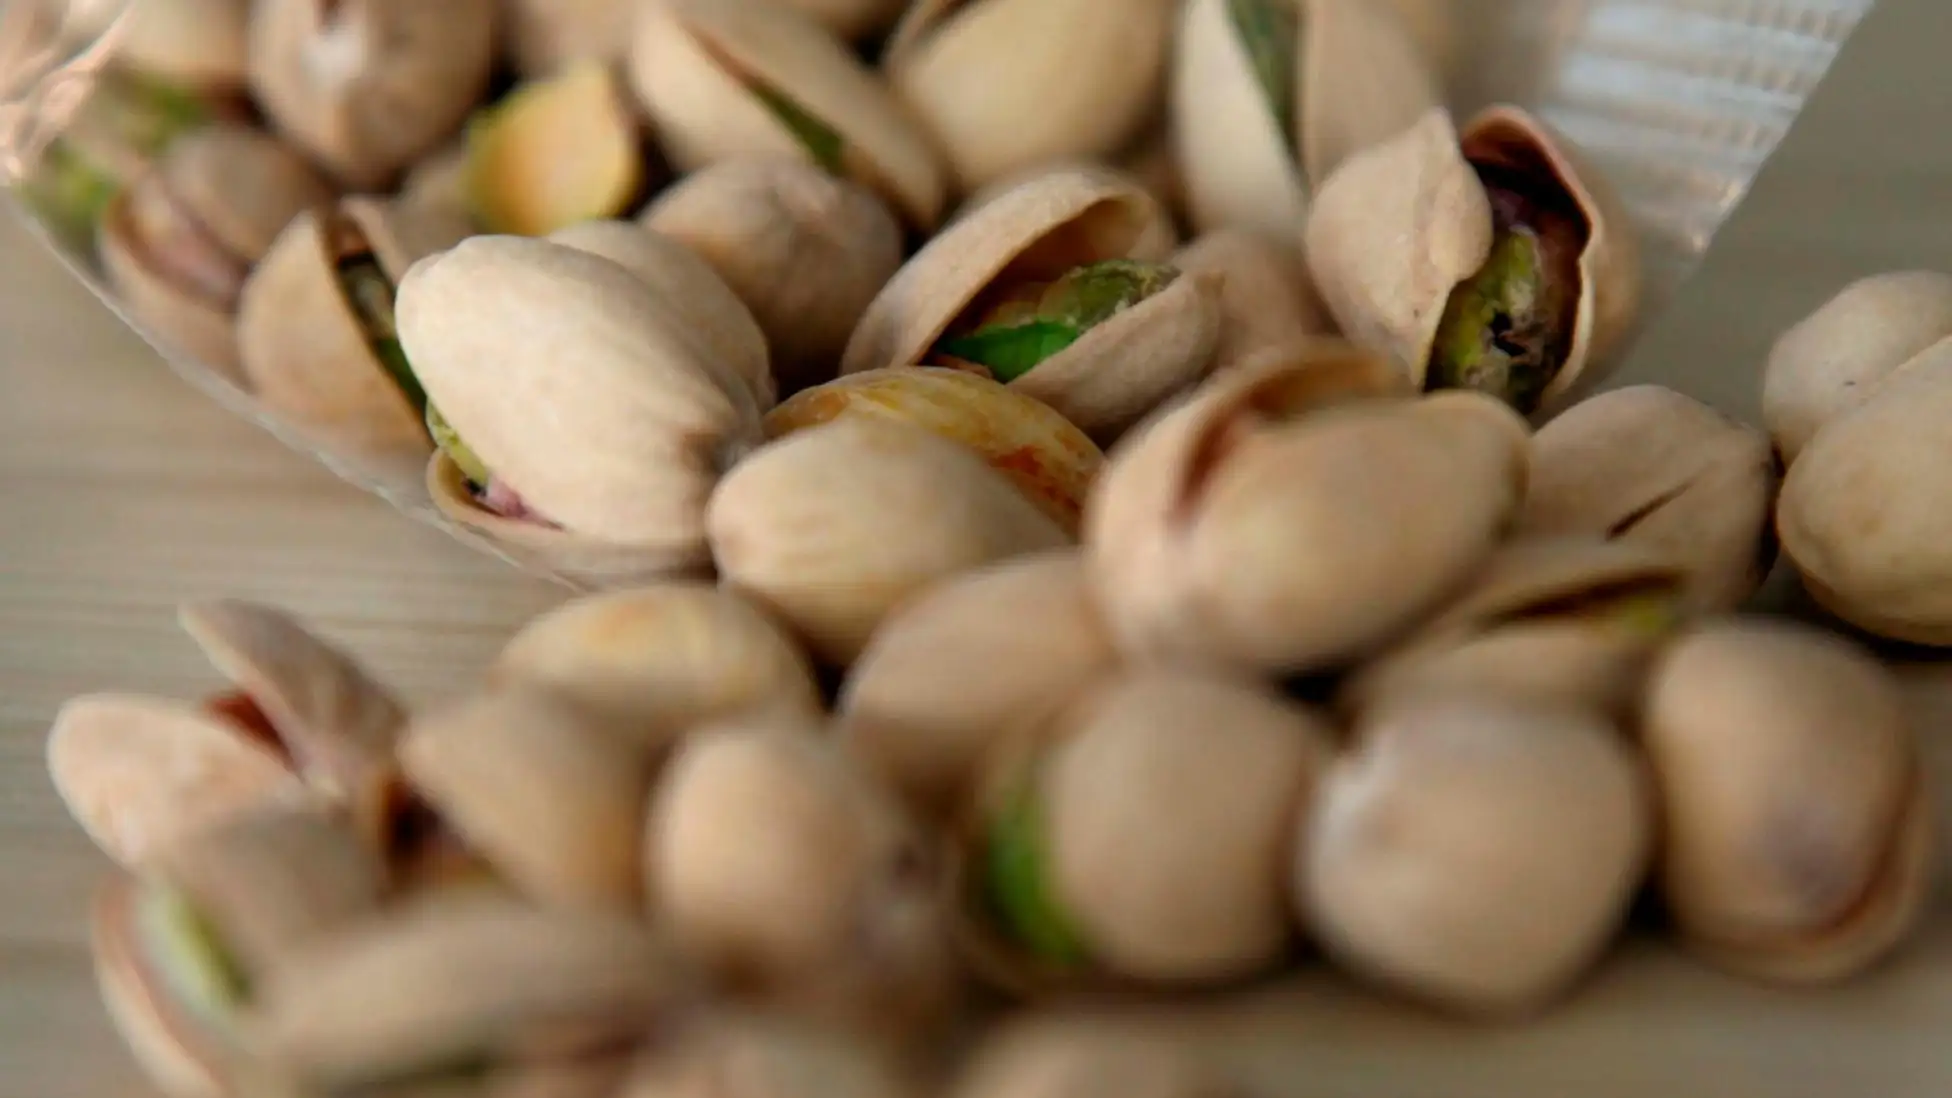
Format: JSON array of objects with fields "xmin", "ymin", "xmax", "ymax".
[{"xmin": 0, "ymin": 0, "xmax": 1880, "ymax": 588}]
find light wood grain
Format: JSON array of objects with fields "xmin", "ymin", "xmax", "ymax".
[{"xmin": 7, "ymin": 1, "xmax": 1952, "ymax": 1094}]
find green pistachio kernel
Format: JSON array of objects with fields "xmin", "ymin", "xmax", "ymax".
[
  {"xmin": 18, "ymin": 141, "xmax": 120, "ymax": 247},
  {"xmin": 752, "ymin": 83, "xmax": 845, "ymax": 175},
  {"xmin": 936, "ymin": 260, "xmax": 1181, "ymax": 383},
  {"xmin": 135, "ymin": 884, "xmax": 249, "ymax": 1024},
  {"xmin": 334, "ymin": 252, "xmax": 426, "ymax": 415},
  {"xmin": 1599, "ymin": 591, "xmax": 1684, "ymax": 638},
  {"xmin": 1227, "ymin": 0, "xmax": 1299, "ymax": 156},
  {"xmin": 982, "ymin": 776, "xmax": 1092, "ymax": 968},
  {"xmin": 427, "ymin": 405, "xmax": 493, "ymax": 490},
  {"xmin": 97, "ymin": 69, "xmax": 212, "ymax": 159}
]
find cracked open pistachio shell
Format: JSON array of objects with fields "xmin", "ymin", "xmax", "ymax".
[
  {"xmin": 954, "ymin": 670, "xmax": 1333, "ymax": 994},
  {"xmin": 1299, "ymin": 695, "xmax": 1652, "ymax": 1015},
  {"xmin": 837, "ymin": 550, "xmax": 1119, "ymax": 820},
  {"xmin": 708, "ymin": 417, "xmax": 1071, "ymax": 667},
  {"xmin": 1306, "ymin": 106, "xmax": 1641, "ymax": 416},
  {"xmin": 1642, "ymin": 621, "xmax": 1935, "ymax": 983},
  {"xmin": 397, "ymin": 234, "xmax": 767, "ymax": 584},
  {"xmin": 47, "ymin": 599, "xmax": 407, "ymax": 867},
  {"xmin": 98, "ymin": 122, "xmax": 336, "ymax": 379},
  {"xmin": 491, "ymin": 583, "xmax": 822, "ymax": 753},
  {"xmin": 400, "ymin": 689, "xmax": 657, "ymax": 915},
  {"xmin": 766, "ymin": 368, "xmax": 1104, "ymax": 534},
  {"xmin": 644, "ymin": 158, "xmax": 904, "ymax": 396},
  {"xmin": 1520, "ymin": 385, "xmax": 1779, "ymax": 612},
  {"xmin": 236, "ymin": 196, "xmax": 472, "ymax": 459},
  {"xmin": 842, "ymin": 166, "xmax": 1219, "ymax": 443},
  {"xmin": 882, "ymin": 0, "xmax": 1176, "ymax": 194},
  {"xmin": 1170, "ymin": 0, "xmax": 1439, "ymax": 238},
  {"xmin": 647, "ymin": 717, "xmax": 955, "ymax": 1031},
  {"xmin": 950, "ymin": 1019, "xmax": 1236, "ymax": 1098},
  {"xmin": 1085, "ymin": 348, "xmax": 1522, "ymax": 675},
  {"xmin": 247, "ymin": 0, "xmax": 498, "ymax": 190},
  {"xmin": 240, "ymin": 895, "xmax": 696, "ymax": 1096},
  {"xmin": 114, "ymin": 0, "xmax": 252, "ymax": 93},
  {"xmin": 468, "ymin": 62, "xmax": 653, "ymax": 238},
  {"xmin": 619, "ymin": 1014, "xmax": 920, "ymax": 1098},
  {"xmin": 1762, "ymin": 271, "xmax": 1952, "ymax": 466},
  {"xmin": 498, "ymin": 0, "xmax": 640, "ymax": 76},
  {"xmin": 628, "ymin": 0, "xmax": 947, "ymax": 229},
  {"xmin": 1173, "ymin": 230, "xmax": 1336, "ymax": 373},
  {"xmin": 1336, "ymin": 537, "xmax": 1692, "ymax": 722},
  {"xmin": 1777, "ymin": 350, "xmax": 1952, "ymax": 645}
]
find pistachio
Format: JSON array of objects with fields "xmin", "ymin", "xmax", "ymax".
[
  {"xmin": 707, "ymin": 416, "xmax": 1070, "ymax": 667},
  {"xmin": 1298, "ymin": 695, "xmax": 1653, "ymax": 1015},
  {"xmin": 1084, "ymin": 348, "xmax": 1521, "ymax": 676},
  {"xmin": 628, "ymin": 0, "xmax": 947, "ymax": 229},
  {"xmin": 98, "ymin": 122, "xmax": 336, "ymax": 378},
  {"xmin": 1306, "ymin": 106, "xmax": 1641, "ymax": 415},
  {"xmin": 467, "ymin": 62, "xmax": 651, "ymax": 237},
  {"xmin": 114, "ymin": 0, "xmax": 252, "ymax": 93},
  {"xmin": 1172, "ymin": 229, "xmax": 1337, "ymax": 372},
  {"xmin": 643, "ymin": 158, "xmax": 904, "ymax": 395},
  {"xmin": 247, "ymin": 0, "xmax": 499, "ymax": 189},
  {"xmin": 1641, "ymin": 621, "xmax": 1934, "ymax": 983},
  {"xmin": 497, "ymin": 0, "xmax": 640, "ymax": 77},
  {"xmin": 843, "ymin": 166, "xmax": 1218, "ymax": 443},
  {"xmin": 1519, "ymin": 385, "xmax": 1779, "ymax": 612},
  {"xmin": 646, "ymin": 717, "xmax": 955, "ymax": 1030},
  {"xmin": 617, "ymin": 1013, "xmax": 920, "ymax": 1098},
  {"xmin": 490, "ymin": 583, "xmax": 823, "ymax": 754},
  {"xmin": 1762, "ymin": 271, "xmax": 1952, "ymax": 466},
  {"xmin": 956, "ymin": 670, "xmax": 1334, "ymax": 991},
  {"xmin": 837, "ymin": 550, "xmax": 1120, "ymax": 820},
  {"xmin": 91, "ymin": 877, "xmax": 241, "ymax": 1098},
  {"xmin": 1171, "ymin": 0, "xmax": 1440, "ymax": 238},
  {"xmin": 882, "ymin": 0, "xmax": 1177, "ymax": 193},
  {"xmin": 766, "ymin": 368, "xmax": 1104, "ymax": 534},
  {"xmin": 776, "ymin": 0, "xmax": 907, "ymax": 41}
]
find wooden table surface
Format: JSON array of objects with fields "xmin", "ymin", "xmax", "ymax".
[{"xmin": 8, "ymin": 2, "xmax": 1952, "ymax": 1094}]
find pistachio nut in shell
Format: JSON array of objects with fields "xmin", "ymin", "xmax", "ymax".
[
  {"xmin": 468, "ymin": 62, "xmax": 652, "ymax": 238},
  {"xmin": 1171, "ymin": 0, "xmax": 1441, "ymax": 239},
  {"xmin": 1085, "ymin": 353, "xmax": 1524, "ymax": 676},
  {"xmin": 1777, "ymin": 351, "xmax": 1952, "ymax": 645},
  {"xmin": 397, "ymin": 234, "xmax": 765, "ymax": 566},
  {"xmin": 1641, "ymin": 620, "xmax": 1935, "ymax": 984},
  {"xmin": 248, "ymin": 0, "xmax": 498, "ymax": 189},
  {"xmin": 882, "ymin": 0, "xmax": 1177, "ymax": 194},
  {"xmin": 643, "ymin": 157, "xmax": 904, "ymax": 396},
  {"xmin": 766, "ymin": 368, "xmax": 1104, "ymax": 534},
  {"xmin": 1174, "ymin": 229, "xmax": 1336, "ymax": 373},
  {"xmin": 842, "ymin": 166, "xmax": 1220, "ymax": 443},
  {"xmin": 1298, "ymin": 695, "xmax": 1652, "ymax": 1015},
  {"xmin": 956, "ymin": 669, "xmax": 1334, "ymax": 991},
  {"xmin": 628, "ymin": 0, "xmax": 947, "ymax": 229},
  {"xmin": 617, "ymin": 1013, "xmax": 921, "ymax": 1098},
  {"xmin": 98, "ymin": 122, "xmax": 336, "ymax": 378},
  {"xmin": 1762, "ymin": 270, "xmax": 1952, "ymax": 466},
  {"xmin": 1306, "ymin": 105, "xmax": 1641, "ymax": 416},
  {"xmin": 235, "ymin": 196, "xmax": 472, "ymax": 459},
  {"xmin": 645, "ymin": 717, "xmax": 955, "ymax": 1030},
  {"xmin": 114, "ymin": 0, "xmax": 252, "ymax": 93},
  {"xmin": 837, "ymin": 550, "xmax": 1120, "ymax": 820},
  {"xmin": 498, "ymin": 0, "xmax": 639, "ymax": 76},
  {"xmin": 1519, "ymin": 385, "xmax": 1779, "ymax": 612},
  {"xmin": 708, "ymin": 417, "xmax": 1070, "ymax": 668},
  {"xmin": 777, "ymin": 0, "xmax": 907, "ymax": 40},
  {"xmin": 90, "ymin": 877, "xmax": 237, "ymax": 1098},
  {"xmin": 491, "ymin": 584, "xmax": 821, "ymax": 754}
]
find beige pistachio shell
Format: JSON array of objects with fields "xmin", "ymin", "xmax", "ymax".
[
  {"xmin": 837, "ymin": 550, "xmax": 1120, "ymax": 819},
  {"xmin": 398, "ymin": 234, "xmax": 764, "ymax": 550},
  {"xmin": 115, "ymin": 0, "xmax": 252, "ymax": 91},
  {"xmin": 1305, "ymin": 105, "xmax": 1641, "ymax": 413},
  {"xmin": 1172, "ymin": 0, "xmax": 1440, "ymax": 239},
  {"xmin": 953, "ymin": 162, "xmax": 1180, "ymax": 264},
  {"xmin": 47, "ymin": 694, "xmax": 309, "ymax": 870},
  {"xmin": 646, "ymin": 717, "xmax": 954, "ymax": 1028},
  {"xmin": 489, "ymin": 582, "xmax": 823, "ymax": 751},
  {"xmin": 950, "ymin": 1020, "xmax": 1233, "ymax": 1098},
  {"xmin": 643, "ymin": 158, "xmax": 905, "ymax": 396},
  {"xmin": 498, "ymin": 0, "xmax": 640, "ymax": 76},
  {"xmin": 1174, "ymin": 229, "xmax": 1337, "ymax": 372},
  {"xmin": 1084, "ymin": 355, "xmax": 1522, "ymax": 675},
  {"xmin": 247, "ymin": 0, "xmax": 499, "ymax": 189},
  {"xmin": 1642, "ymin": 621, "xmax": 1934, "ymax": 983},
  {"xmin": 1763, "ymin": 271, "xmax": 1952, "ymax": 466},
  {"xmin": 236, "ymin": 197, "xmax": 469, "ymax": 455},
  {"xmin": 399, "ymin": 140, "xmax": 474, "ymax": 222},
  {"xmin": 90, "ymin": 878, "xmax": 229, "ymax": 1098},
  {"xmin": 1299, "ymin": 695, "xmax": 1652, "ymax": 1015},
  {"xmin": 883, "ymin": 0, "xmax": 1176, "ymax": 193},
  {"xmin": 548, "ymin": 219, "xmax": 776, "ymax": 412},
  {"xmin": 618, "ymin": 1013, "xmax": 920, "ymax": 1098},
  {"xmin": 778, "ymin": 0, "xmax": 907, "ymax": 40},
  {"xmin": 1777, "ymin": 351, "xmax": 1952, "ymax": 645},
  {"xmin": 400, "ymin": 689, "xmax": 656, "ymax": 914},
  {"xmin": 627, "ymin": 0, "xmax": 947, "ymax": 229},
  {"xmin": 708, "ymin": 417, "xmax": 1071, "ymax": 667},
  {"xmin": 1521, "ymin": 385, "xmax": 1779, "ymax": 611}
]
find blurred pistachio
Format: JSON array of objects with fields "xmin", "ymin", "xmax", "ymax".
[{"xmin": 467, "ymin": 62, "xmax": 652, "ymax": 237}]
